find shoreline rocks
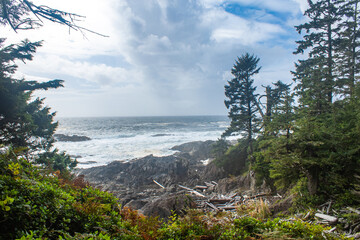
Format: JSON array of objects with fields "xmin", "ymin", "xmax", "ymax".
[
  {"xmin": 78, "ymin": 140, "xmax": 256, "ymax": 219},
  {"xmin": 54, "ymin": 134, "xmax": 91, "ymax": 142}
]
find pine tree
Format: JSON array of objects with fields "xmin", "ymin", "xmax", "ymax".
[
  {"xmin": 223, "ymin": 53, "xmax": 261, "ymax": 156},
  {"xmin": 0, "ymin": 38, "xmax": 63, "ymax": 151},
  {"xmin": 335, "ymin": 0, "xmax": 360, "ymax": 97},
  {"xmin": 293, "ymin": 0, "xmax": 341, "ymax": 112},
  {"xmin": 259, "ymin": 81, "xmax": 294, "ymax": 137}
]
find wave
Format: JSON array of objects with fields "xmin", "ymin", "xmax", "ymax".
[{"xmin": 54, "ymin": 116, "xmax": 229, "ymax": 168}]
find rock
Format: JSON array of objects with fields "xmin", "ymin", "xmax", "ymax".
[
  {"xmin": 54, "ymin": 134, "xmax": 91, "ymax": 142},
  {"xmin": 200, "ymin": 161, "xmax": 226, "ymax": 182},
  {"xmin": 124, "ymin": 199, "xmax": 148, "ymax": 210},
  {"xmin": 140, "ymin": 193, "xmax": 195, "ymax": 219},
  {"xmin": 215, "ymin": 174, "xmax": 252, "ymax": 194},
  {"xmin": 172, "ymin": 140, "xmax": 215, "ymax": 161},
  {"xmin": 77, "ymin": 140, "xmax": 256, "ymax": 219},
  {"xmin": 151, "ymin": 133, "xmax": 174, "ymax": 137},
  {"xmin": 80, "ymin": 154, "xmax": 192, "ymax": 189}
]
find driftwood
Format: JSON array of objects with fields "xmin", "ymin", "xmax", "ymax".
[
  {"xmin": 347, "ymin": 207, "xmax": 360, "ymax": 215},
  {"xmin": 195, "ymin": 185, "xmax": 208, "ymax": 190},
  {"xmin": 209, "ymin": 198, "xmax": 232, "ymax": 204},
  {"xmin": 205, "ymin": 202, "xmax": 219, "ymax": 211},
  {"xmin": 205, "ymin": 182, "xmax": 216, "ymax": 188},
  {"xmin": 218, "ymin": 205, "xmax": 236, "ymax": 210},
  {"xmin": 176, "ymin": 181, "xmax": 272, "ymax": 214},
  {"xmin": 178, "ymin": 185, "xmax": 206, "ymax": 198},
  {"xmin": 153, "ymin": 180, "xmax": 165, "ymax": 189},
  {"xmin": 315, "ymin": 213, "xmax": 338, "ymax": 223}
]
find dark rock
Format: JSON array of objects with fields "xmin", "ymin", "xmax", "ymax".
[
  {"xmin": 151, "ymin": 133, "xmax": 174, "ymax": 137},
  {"xmin": 54, "ymin": 134, "xmax": 91, "ymax": 142},
  {"xmin": 124, "ymin": 199, "xmax": 149, "ymax": 210},
  {"xmin": 79, "ymin": 161, "xmax": 97, "ymax": 165},
  {"xmin": 172, "ymin": 140, "xmax": 215, "ymax": 161},
  {"xmin": 79, "ymin": 154, "xmax": 193, "ymax": 191},
  {"xmin": 200, "ymin": 161, "xmax": 226, "ymax": 182},
  {"xmin": 78, "ymin": 140, "xmax": 248, "ymax": 218},
  {"xmin": 141, "ymin": 194, "xmax": 195, "ymax": 219},
  {"xmin": 215, "ymin": 174, "xmax": 253, "ymax": 194}
]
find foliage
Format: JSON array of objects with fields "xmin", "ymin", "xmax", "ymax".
[
  {"xmin": 0, "ymin": 148, "xmax": 141, "ymax": 239},
  {"xmin": 223, "ymin": 53, "xmax": 261, "ymax": 158},
  {"xmin": 36, "ymin": 149, "xmax": 77, "ymax": 173},
  {"xmin": 210, "ymin": 138, "xmax": 230, "ymax": 160},
  {"xmin": 214, "ymin": 139, "xmax": 249, "ymax": 175},
  {"xmin": 0, "ymin": 0, "xmax": 97, "ymax": 35},
  {"xmin": 249, "ymin": 0, "xmax": 360, "ymax": 203},
  {"xmin": 0, "ymin": 149, "xmax": 348, "ymax": 240},
  {"xmin": 0, "ymin": 38, "xmax": 63, "ymax": 151}
]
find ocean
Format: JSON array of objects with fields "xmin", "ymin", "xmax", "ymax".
[{"xmin": 54, "ymin": 115, "xmax": 230, "ymax": 168}]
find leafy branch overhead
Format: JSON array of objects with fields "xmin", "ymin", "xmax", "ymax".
[{"xmin": 0, "ymin": 0, "xmax": 108, "ymax": 36}]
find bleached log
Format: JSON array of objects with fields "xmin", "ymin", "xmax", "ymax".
[
  {"xmin": 206, "ymin": 202, "xmax": 219, "ymax": 211},
  {"xmin": 229, "ymin": 193, "xmax": 237, "ymax": 199},
  {"xmin": 347, "ymin": 207, "xmax": 360, "ymax": 215},
  {"xmin": 327, "ymin": 201, "xmax": 332, "ymax": 214},
  {"xmin": 205, "ymin": 182, "xmax": 215, "ymax": 188},
  {"xmin": 178, "ymin": 185, "xmax": 206, "ymax": 198},
  {"xmin": 153, "ymin": 179, "xmax": 165, "ymax": 189},
  {"xmin": 218, "ymin": 205, "xmax": 236, "ymax": 210},
  {"xmin": 195, "ymin": 185, "xmax": 208, "ymax": 190},
  {"xmin": 211, "ymin": 181, "xmax": 218, "ymax": 185},
  {"xmin": 315, "ymin": 213, "xmax": 338, "ymax": 223},
  {"xmin": 209, "ymin": 198, "xmax": 232, "ymax": 204}
]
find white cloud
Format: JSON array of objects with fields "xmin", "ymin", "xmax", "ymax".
[{"xmin": 7, "ymin": 0, "xmax": 305, "ymax": 117}]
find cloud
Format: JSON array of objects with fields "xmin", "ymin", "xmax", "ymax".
[{"xmin": 8, "ymin": 0, "xmax": 305, "ymax": 117}]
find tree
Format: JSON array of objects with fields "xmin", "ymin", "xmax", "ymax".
[
  {"xmin": 293, "ymin": 0, "xmax": 341, "ymax": 112},
  {"xmin": 335, "ymin": 0, "xmax": 360, "ymax": 97},
  {"xmin": 0, "ymin": 0, "xmax": 105, "ymax": 36},
  {"xmin": 223, "ymin": 53, "xmax": 261, "ymax": 156},
  {"xmin": 0, "ymin": 38, "xmax": 63, "ymax": 151},
  {"xmin": 253, "ymin": 81, "xmax": 295, "ymax": 192},
  {"xmin": 258, "ymin": 81, "xmax": 294, "ymax": 137}
]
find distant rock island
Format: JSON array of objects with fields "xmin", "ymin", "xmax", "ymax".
[{"xmin": 54, "ymin": 134, "xmax": 91, "ymax": 142}]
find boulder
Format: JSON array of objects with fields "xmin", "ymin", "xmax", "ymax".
[
  {"xmin": 140, "ymin": 193, "xmax": 195, "ymax": 219},
  {"xmin": 54, "ymin": 134, "xmax": 91, "ymax": 142}
]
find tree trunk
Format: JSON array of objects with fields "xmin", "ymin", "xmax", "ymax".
[{"xmin": 306, "ymin": 167, "xmax": 319, "ymax": 195}]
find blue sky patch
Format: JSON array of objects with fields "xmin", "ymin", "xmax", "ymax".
[{"xmin": 222, "ymin": 3, "xmax": 294, "ymax": 25}]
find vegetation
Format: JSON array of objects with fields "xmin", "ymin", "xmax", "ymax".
[
  {"xmin": 0, "ymin": 0, "xmax": 359, "ymax": 239},
  {"xmin": 218, "ymin": 0, "xmax": 360, "ymax": 207},
  {"xmin": 223, "ymin": 53, "xmax": 261, "ymax": 157},
  {"xmin": 0, "ymin": 148, "xmax": 349, "ymax": 239},
  {"xmin": 0, "ymin": 0, "xmax": 104, "ymax": 35}
]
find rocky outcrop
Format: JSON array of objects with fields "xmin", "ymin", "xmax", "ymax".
[
  {"xmin": 54, "ymin": 134, "xmax": 91, "ymax": 142},
  {"xmin": 78, "ymin": 140, "xmax": 259, "ymax": 219},
  {"xmin": 172, "ymin": 140, "xmax": 215, "ymax": 161},
  {"xmin": 80, "ymin": 154, "xmax": 196, "ymax": 190}
]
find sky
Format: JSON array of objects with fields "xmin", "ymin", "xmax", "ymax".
[{"xmin": 6, "ymin": 0, "xmax": 308, "ymax": 117}]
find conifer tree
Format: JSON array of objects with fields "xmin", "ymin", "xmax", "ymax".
[
  {"xmin": 223, "ymin": 53, "xmax": 261, "ymax": 155},
  {"xmin": 335, "ymin": 0, "xmax": 360, "ymax": 97},
  {"xmin": 293, "ymin": 0, "xmax": 341, "ymax": 112},
  {"xmin": 259, "ymin": 81, "xmax": 293, "ymax": 136},
  {"xmin": 0, "ymin": 38, "xmax": 63, "ymax": 151}
]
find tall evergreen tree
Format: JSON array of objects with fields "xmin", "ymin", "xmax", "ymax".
[
  {"xmin": 258, "ymin": 81, "xmax": 293, "ymax": 136},
  {"xmin": 0, "ymin": 38, "xmax": 63, "ymax": 151},
  {"xmin": 293, "ymin": 0, "xmax": 341, "ymax": 112},
  {"xmin": 335, "ymin": 0, "xmax": 360, "ymax": 97},
  {"xmin": 223, "ymin": 53, "xmax": 261, "ymax": 155}
]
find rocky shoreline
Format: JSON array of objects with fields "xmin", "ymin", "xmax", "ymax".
[{"xmin": 78, "ymin": 140, "xmax": 261, "ymax": 218}]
